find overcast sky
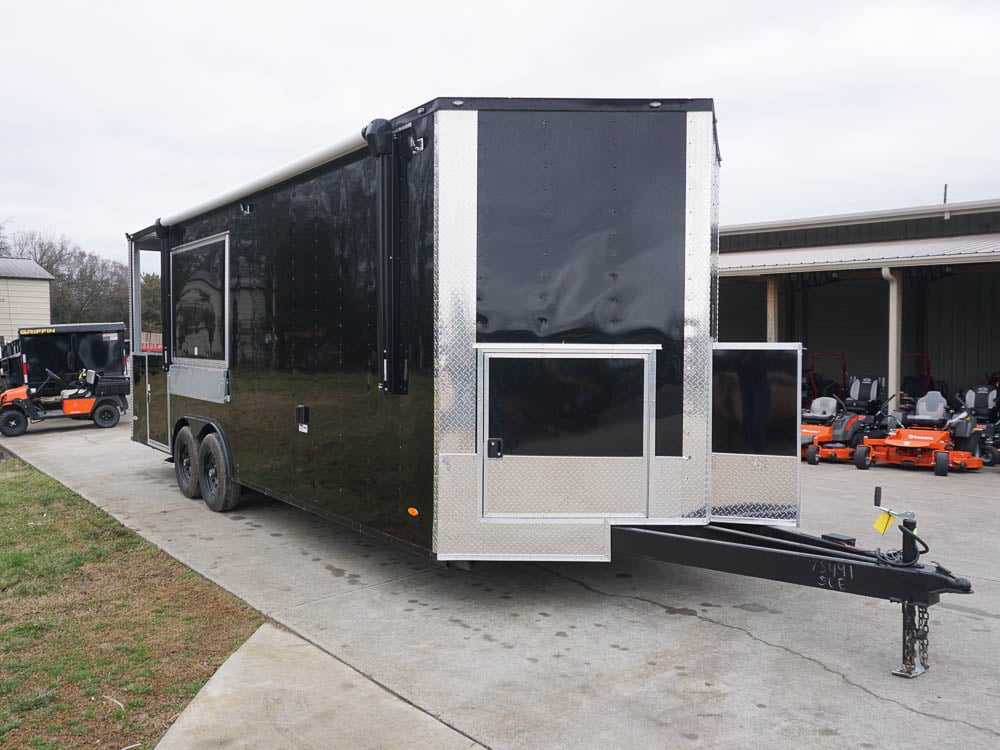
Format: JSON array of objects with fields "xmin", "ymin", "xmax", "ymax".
[{"xmin": 2, "ymin": 1, "xmax": 998, "ymax": 263}]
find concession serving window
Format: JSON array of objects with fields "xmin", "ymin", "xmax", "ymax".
[
  {"xmin": 171, "ymin": 233, "xmax": 229, "ymax": 366},
  {"xmin": 477, "ymin": 343, "xmax": 659, "ymax": 518}
]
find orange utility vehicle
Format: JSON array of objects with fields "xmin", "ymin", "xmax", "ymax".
[
  {"xmin": 853, "ymin": 390, "xmax": 983, "ymax": 476},
  {"xmin": 0, "ymin": 323, "xmax": 129, "ymax": 437},
  {"xmin": 801, "ymin": 375, "xmax": 884, "ymax": 464}
]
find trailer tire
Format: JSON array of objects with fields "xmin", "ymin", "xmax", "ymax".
[
  {"xmin": 92, "ymin": 403, "xmax": 120, "ymax": 429},
  {"xmin": 933, "ymin": 451, "xmax": 949, "ymax": 477},
  {"xmin": 853, "ymin": 444, "xmax": 871, "ymax": 470},
  {"xmin": 173, "ymin": 427, "xmax": 202, "ymax": 499},
  {"xmin": 197, "ymin": 432, "xmax": 241, "ymax": 512},
  {"xmin": 806, "ymin": 444, "xmax": 820, "ymax": 465},
  {"xmin": 0, "ymin": 408, "xmax": 27, "ymax": 437}
]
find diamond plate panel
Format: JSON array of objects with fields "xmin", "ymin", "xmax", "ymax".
[
  {"xmin": 435, "ymin": 454, "xmax": 609, "ymax": 560},
  {"xmin": 433, "ymin": 110, "xmax": 479, "ymax": 457},
  {"xmin": 650, "ymin": 456, "xmax": 707, "ymax": 520},
  {"xmin": 484, "ymin": 456, "xmax": 646, "ymax": 516},
  {"xmin": 676, "ymin": 110, "xmax": 718, "ymax": 516},
  {"xmin": 710, "ymin": 453, "xmax": 799, "ymax": 521}
]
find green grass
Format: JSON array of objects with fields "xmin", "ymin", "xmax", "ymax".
[{"xmin": 0, "ymin": 455, "xmax": 263, "ymax": 748}]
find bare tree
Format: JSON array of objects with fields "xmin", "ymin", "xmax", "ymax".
[
  {"xmin": 5, "ymin": 230, "xmax": 128, "ymax": 324},
  {"xmin": 7, "ymin": 231, "xmax": 77, "ymax": 276}
]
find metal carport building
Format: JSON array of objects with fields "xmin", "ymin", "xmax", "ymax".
[{"xmin": 718, "ymin": 198, "xmax": 1000, "ymax": 400}]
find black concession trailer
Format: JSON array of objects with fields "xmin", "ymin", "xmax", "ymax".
[{"xmin": 128, "ymin": 98, "xmax": 970, "ymax": 675}]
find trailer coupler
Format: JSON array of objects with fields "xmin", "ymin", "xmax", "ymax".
[{"xmin": 612, "ymin": 497, "xmax": 971, "ymax": 677}]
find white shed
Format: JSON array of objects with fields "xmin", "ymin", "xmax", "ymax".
[{"xmin": 0, "ymin": 257, "xmax": 54, "ymax": 343}]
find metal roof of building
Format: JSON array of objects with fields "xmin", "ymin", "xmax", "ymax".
[
  {"xmin": 720, "ymin": 197, "xmax": 1000, "ymax": 236},
  {"xmin": 0, "ymin": 257, "xmax": 55, "ymax": 280},
  {"xmin": 719, "ymin": 234, "xmax": 1000, "ymax": 276}
]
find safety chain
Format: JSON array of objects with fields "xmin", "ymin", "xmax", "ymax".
[{"xmin": 917, "ymin": 605, "xmax": 929, "ymax": 670}]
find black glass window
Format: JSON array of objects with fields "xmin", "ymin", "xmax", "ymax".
[
  {"xmin": 475, "ymin": 110, "xmax": 688, "ymax": 457},
  {"xmin": 172, "ymin": 240, "xmax": 226, "ymax": 361},
  {"xmin": 488, "ymin": 357, "xmax": 645, "ymax": 457},
  {"xmin": 712, "ymin": 349, "xmax": 799, "ymax": 456}
]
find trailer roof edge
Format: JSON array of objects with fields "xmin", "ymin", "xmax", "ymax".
[
  {"xmin": 159, "ymin": 130, "xmax": 368, "ymax": 227},
  {"xmin": 156, "ymin": 97, "xmax": 715, "ymax": 229}
]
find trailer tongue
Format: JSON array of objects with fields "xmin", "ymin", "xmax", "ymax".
[{"xmin": 613, "ymin": 488, "xmax": 972, "ymax": 677}]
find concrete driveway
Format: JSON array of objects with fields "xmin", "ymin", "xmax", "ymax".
[{"xmin": 2, "ymin": 417, "xmax": 998, "ymax": 749}]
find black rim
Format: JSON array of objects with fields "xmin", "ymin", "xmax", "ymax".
[
  {"xmin": 98, "ymin": 408, "xmax": 114, "ymax": 425},
  {"xmin": 4, "ymin": 415, "xmax": 17, "ymax": 429},
  {"xmin": 178, "ymin": 443, "xmax": 192, "ymax": 483},
  {"xmin": 204, "ymin": 453, "xmax": 219, "ymax": 498}
]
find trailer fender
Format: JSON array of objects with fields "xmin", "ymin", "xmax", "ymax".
[{"xmin": 174, "ymin": 416, "xmax": 236, "ymax": 477}]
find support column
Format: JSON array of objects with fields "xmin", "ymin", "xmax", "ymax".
[
  {"xmin": 882, "ymin": 267, "xmax": 902, "ymax": 400},
  {"xmin": 765, "ymin": 276, "xmax": 778, "ymax": 342}
]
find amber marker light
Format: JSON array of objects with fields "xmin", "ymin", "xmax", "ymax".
[{"xmin": 407, "ymin": 507, "xmax": 419, "ymax": 517}]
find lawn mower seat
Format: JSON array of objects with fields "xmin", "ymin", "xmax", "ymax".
[
  {"xmin": 964, "ymin": 385, "xmax": 998, "ymax": 423},
  {"xmin": 844, "ymin": 376, "xmax": 880, "ymax": 414},
  {"xmin": 905, "ymin": 390, "xmax": 949, "ymax": 427},
  {"xmin": 803, "ymin": 396, "xmax": 838, "ymax": 424}
]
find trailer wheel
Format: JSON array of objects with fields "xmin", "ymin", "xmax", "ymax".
[
  {"xmin": 92, "ymin": 403, "xmax": 120, "ymax": 429},
  {"xmin": 0, "ymin": 408, "xmax": 27, "ymax": 437},
  {"xmin": 173, "ymin": 426, "xmax": 202, "ymax": 499},
  {"xmin": 933, "ymin": 451, "xmax": 949, "ymax": 477},
  {"xmin": 198, "ymin": 432, "xmax": 241, "ymax": 512},
  {"xmin": 854, "ymin": 445, "xmax": 871, "ymax": 470},
  {"xmin": 806, "ymin": 445, "xmax": 820, "ymax": 465}
]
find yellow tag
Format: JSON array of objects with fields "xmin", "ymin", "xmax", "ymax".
[{"xmin": 873, "ymin": 511, "xmax": 894, "ymax": 535}]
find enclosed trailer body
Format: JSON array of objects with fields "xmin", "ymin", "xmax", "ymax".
[
  {"xmin": 128, "ymin": 98, "xmax": 801, "ymax": 560},
  {"xmin": 128, "ymin": 97, "xmax": 974, "ymax": 675}
]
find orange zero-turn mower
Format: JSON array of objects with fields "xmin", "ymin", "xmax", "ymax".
[
  {"xmin": 0, "ymin": 367, "xmax": 129, "ymax": 437},
  {"xmin": 854, "ymin": 390, "xmax": 983, "ymax": 476},
  {"xmin": 801, "ymin": 376, "xmax": 885, "ymax": 464}
]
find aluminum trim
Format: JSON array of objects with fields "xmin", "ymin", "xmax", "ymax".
[
  {"xmin": 676, "ymin": 110, "xmax": 716, "ymax": 519},
  {"xmin": 432, "ymin": 109, "xmax": 479, "ymax": 555},
  {"xmin": 167, "ymin": 363, "xmax": 229, "ymax": 404},
  {"xmin": 432, "ymin": 110, "xmax": 479, "ymax": 458},
  {"xmin": 473, "ymin": 343, "xmax": 662, "ymax": 352},
  {"xmin": 713, "ymin": 341, "xmax": 804, "ymax": 350},
  {"xmin": 169, "ymin": 232, "xmax": 231, "ymax": 369}
]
